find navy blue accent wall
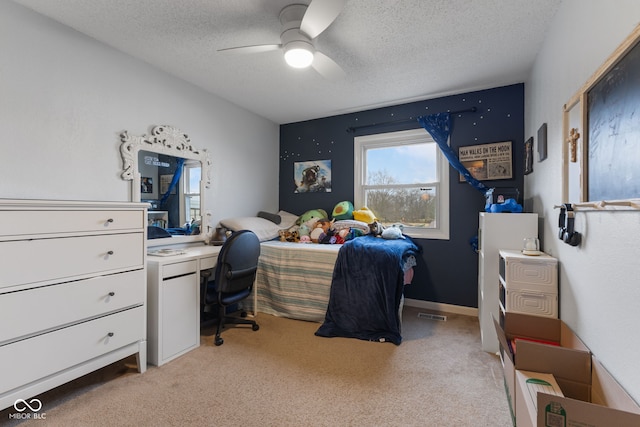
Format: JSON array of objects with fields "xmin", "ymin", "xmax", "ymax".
[{"xmin": 279, "ymin": 84, "xmax": 525, "ymax": 308}]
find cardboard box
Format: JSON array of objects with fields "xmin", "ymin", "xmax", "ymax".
[
  {"xmin": 516, "ymin": 370, "xmax": 563, "ymax": 427},
  {"xmin": 495, "ymin": 313, "xmax": 640, "ymax": 426},
  {"xmin": 501, "ymin": 350, "xmax": 516, "ymax": 425},
  {"xmin": 536, "ymin": 356, "xmax": 640, "ymax": 427},
  {"xmin": 493, "ymin": 312, "xmax": 591, "ymax": 418}
]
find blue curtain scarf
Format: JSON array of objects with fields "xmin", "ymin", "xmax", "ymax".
[
  {"xmin": 159, "ymin": 157, "xmax": 185, "ymax": 206},
  {"xmin": 417, "ymin": 113, "xmax": 489, "ymax": 195}
]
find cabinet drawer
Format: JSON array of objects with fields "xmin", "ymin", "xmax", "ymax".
[
  {"xmin": 502, "ymin": 257, "xmax": 558, "ymax": 292},
  {"xmin": 0, "ymin": 233, "xmax": 144, "ymax": 289},
  {"xmin": 163, "ymin": 260, "xmax": 198, "ymax": 279},
  {"xmin": 0, "ymin": 306, "xmax": 144, "ymax": 395},
  {"xmin": 0, "ymin": 210, "xmax": 143, "ymax": 238},
  {"xmin": 0, "ymin": 269, "xmax": 145, "ymax": 344},
  {"xmin": 200, "ymin": 256, "xmax": 216, "ymax": 271},
  {"xmin": 504, "ymin": 289, "xmax": 558, "ymax": 318}
]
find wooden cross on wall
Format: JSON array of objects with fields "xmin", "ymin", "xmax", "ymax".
[{"xmin": 567, "ymin": 128, "xmax": 580, "ymax": 162}]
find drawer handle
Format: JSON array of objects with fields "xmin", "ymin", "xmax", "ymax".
[
  {"xmin": 521, "ymin": 293, "xmax": 544, "ymax": 299},
  {"xmin": 107, "ymin": 250, "xmax": 114, "ymax": 256},
  {"xmin": 107, "ymin": 218, "xmax": 114, "ymax": 223},
  {"xmin": 108, "ymin": 291, "xmax": 115, "ymax": 297},
  {"xmin": 107, "ymin": 332, "xmax": 114, "ymax": 337}
]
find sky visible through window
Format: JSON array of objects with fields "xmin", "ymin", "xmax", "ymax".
[
  {"xmin": 188, "ymin": 167, "xmax": 200, "ymax": 193},
  {"xmin": 366, "ymin": 143, "xmax": 437, "ymax": 184}
]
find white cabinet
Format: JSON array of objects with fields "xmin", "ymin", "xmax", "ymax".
[
  {"xmin": 498, "ymin": 249, "xmax": 558, "ymax": 320},
  {"xmin": 0, "ymin": 199, "xmax": 148, "ymax": 411},
  {"xmin": 478, "ymin": 212, "xmax": 538, "ymax": 353},
  {"xmin": 146, "ymin": 246, "xmax": 220, "ymax": 366}
]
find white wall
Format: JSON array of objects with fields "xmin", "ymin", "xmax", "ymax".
[
  {"xmin": 0, "ymin": 1, "xmax": 279, "ymax": 225},
  {"xmin": 525, "ymin": 0, "xmax": 640, "ymax": 403}
]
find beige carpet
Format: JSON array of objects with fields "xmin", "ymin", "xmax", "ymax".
[{"xmin": 1, "ymin": 306, "xmax": 512, "ymax": 426}]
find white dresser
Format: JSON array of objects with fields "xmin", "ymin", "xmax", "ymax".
[{"xmin": 0, "ymin": 199, "xmax": 148, "ymax": 411}]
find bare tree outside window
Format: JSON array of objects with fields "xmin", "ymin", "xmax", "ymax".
[
  {"xmin": 354, "ymin": 129, "xmax": 449, "ymax": 239},
  {"xmin": 364, "ymin": 170, "xmax": 438, "ymax": 229}
]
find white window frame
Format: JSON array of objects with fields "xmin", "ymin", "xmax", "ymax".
[
  {"xmin": 354, "ymin": 128, "xmax": 450, "ymax": 240},
  {"xmin": 182, "ymin": 161, "xmax": 201, "ymax": 224}
]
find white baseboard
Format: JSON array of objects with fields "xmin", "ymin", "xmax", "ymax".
[{"xmin": 404, "ymin": 298, "xmax": 478, "ymax": 317}]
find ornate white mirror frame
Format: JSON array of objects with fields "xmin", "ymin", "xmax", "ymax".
[{"xmin": 120, "ymin": 125, "xmax": 212, "ymax": 246}]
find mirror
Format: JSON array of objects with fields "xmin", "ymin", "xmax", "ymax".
[{"xmin": 120, "ymin": 125, "xmax": 211, "ymax": 245}]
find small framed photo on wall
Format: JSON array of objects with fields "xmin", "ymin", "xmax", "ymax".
[
  {"xmin": 524, "ymin": 137, "xmax": 534, "ymax": 175},
  {"xmin": 537, "ymin": 123, "xmax": 547, "ymax": 162},
  {"xmin": 160, "ymin": 174, "xmax": 176, "ymax": 195},
  {"xmin": 141, "ymin": 177, "xmax": 153, "ymax": 193}
]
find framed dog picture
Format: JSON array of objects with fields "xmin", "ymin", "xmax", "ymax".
[{"xmin": 294, "ymin": 160, "xmax": 332, "ymax": 193}]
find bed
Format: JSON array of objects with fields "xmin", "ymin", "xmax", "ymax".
[
  {"xmin": 219, "ymin": 210, "xmax": 419, "ymax": 344},
  {"xmin": 219, "ymin": 211, "xmax": 340, "ymax": 322}
]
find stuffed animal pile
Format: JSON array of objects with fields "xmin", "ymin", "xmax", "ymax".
[{"xmin": 278, "ymin": 201, "xmax": 406, "ymax": 244}]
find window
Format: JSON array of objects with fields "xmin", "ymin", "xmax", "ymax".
[
  {"xmin": 354, "ymin": 128, "xmax": 449, "ymax": 239},
  {"xmin": 183, "ymin": 162, "xmax": 201, "ymax": 224}
]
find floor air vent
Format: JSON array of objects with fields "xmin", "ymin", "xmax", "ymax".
[{"xmin": 417, "ymin": 312, "xmax": 447, "ymax": 321}]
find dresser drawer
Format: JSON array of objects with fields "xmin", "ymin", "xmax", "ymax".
[
  {"xmin": 0, "ymin": 269, "xmax": 145, "ymax": 344},
  {"xmin": 0, "ymin": 306, "xmax": 145, "ymax": 395},
  {"xmin": 0, "ymin": 233, "xmax": 144, "ymax": 289},
  {"xmin": 0, "ymin": 209, "xmax": 143, "ymax": 238}
]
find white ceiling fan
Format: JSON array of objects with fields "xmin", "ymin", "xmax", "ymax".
[{"xmin": 218, "ymin": 0, "xmax": 346, "ymax": 80}]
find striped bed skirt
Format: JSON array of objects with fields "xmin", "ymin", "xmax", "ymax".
[{"xmin": 246, "ymin": 240, "xmax": 341, "ymax": 322}]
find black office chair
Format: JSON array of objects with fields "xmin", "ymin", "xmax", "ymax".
[{"xmin": 201, "ymin": 230, "xmax": 261, "ymax": 346}]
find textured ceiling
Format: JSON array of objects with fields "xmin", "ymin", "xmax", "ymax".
[{"xmin": 14, "ymin": 0, "xmax": 561, "ymax": 124}]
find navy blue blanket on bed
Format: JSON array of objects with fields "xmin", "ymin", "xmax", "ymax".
[{"xmin": 315, "ymin": 235, "xmax": 419, "ymax": 345}]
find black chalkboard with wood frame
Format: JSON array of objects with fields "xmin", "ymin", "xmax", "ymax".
[{"xmin": 587, "ymin": 34, "xmax": 640, "ymax": 201}]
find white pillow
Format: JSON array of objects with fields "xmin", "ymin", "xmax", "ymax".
[
  {"xmin": 219, "ymin": 216, "xmax": 284, "ymax": 242},
  {"xmin": 277, "ymin": 210, "xmax": 300, "ymax": 228}
]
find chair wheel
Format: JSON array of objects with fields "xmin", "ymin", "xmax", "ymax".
[
  {"xmin": 252, "ymin": 324, "xmax": 260, "ymax": 331},
  {"xmin": 214, "ymin": 337, "xmax": 224, "ymax": 346},
  {"xmin": 240, "ymin": 311, "xmax": 248, "ymax": 318}
]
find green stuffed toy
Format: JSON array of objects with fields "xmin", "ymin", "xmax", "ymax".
[
  {"xmin": 331, "ymin": 201, "xmax": 354, "ymax": 220},
  {"xmin": 297, "ymin": 209, "xmax": 328, "ymax": 225}
]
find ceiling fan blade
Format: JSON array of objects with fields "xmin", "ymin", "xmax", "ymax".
[
  {"xmin": 312, "ymin": 51, "xmax": 346, "ymax": 81},
  {"xmin": 300, "ymin": 0, "xmax": 346, "ymax": 39},
  {"xmin": 218, "ymin": 44, "xmax": 281, "ymax": 54}
]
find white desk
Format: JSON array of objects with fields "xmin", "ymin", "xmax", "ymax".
[{"xmin": 146, "ymin": 245, "xmax": 221, "ymax": 366}]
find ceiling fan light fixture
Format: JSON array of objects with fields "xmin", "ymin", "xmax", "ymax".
[{"xmin": 284, "ymin": 41, "xmax": 314, "ymax": 68}]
